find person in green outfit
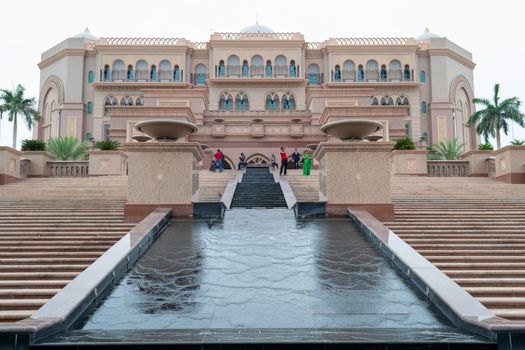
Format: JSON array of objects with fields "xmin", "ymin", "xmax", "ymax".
[{"xmin": 302, "ymin": 149, "xmax": 312, "ymax": 176}]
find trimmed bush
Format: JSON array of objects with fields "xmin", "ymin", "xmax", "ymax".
[
  {"xmin": 392, "ymin": 137, "xmax": 416, "ymax": 151},
  {"xmin": 21, "ymin": 139, "xmax": 46, "ymax": 151},
  {"xmin": 94, "ymin": 139, "xmax": 121, "ymax": 151},
  {"xmin": 477, "ymin": 143, "xmax": 494, "ymax": 150}
]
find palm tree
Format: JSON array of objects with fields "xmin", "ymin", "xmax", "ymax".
[
  {"xmin": 467, "ymin": 83, "xmax": 525, "ymax": 149},
  {"xmin": 430, "ymin": 138, "xmax": 465, "ymax": 160},
  {"xmin": 0, "ymin": 84, "xmax": 40, "ymax": 149},
  {"xmin": 46, "ymin": 136, "xmax": 89, "ymax": 161}
]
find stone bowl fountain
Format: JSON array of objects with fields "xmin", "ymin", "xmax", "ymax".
[
  {"xmin": 134, "ymin": 119, "xmax": 198, "ymax": 141},
  {"xmin": 132, "ymin": 135, "xmax": 152, "ymax": 142},
  {"xmin": 320, "ymin": 119, "xmax": 383, "ymax": 141}
]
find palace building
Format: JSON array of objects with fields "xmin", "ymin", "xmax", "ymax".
[{"xmin": 36, "ymin": 25, "xmax": 477, "ymax": 168}]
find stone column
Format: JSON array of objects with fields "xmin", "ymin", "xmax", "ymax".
[
  {"xmin": 124, "ymin": 142, "xmax": 204, "ymax": 222},
  {"xmin": 314, "ymin": 141, "xmax": 395, "ymax": 221},
  {"xmin": 0, "ymin": 147, "xmax": 22, "ymax": 185}
]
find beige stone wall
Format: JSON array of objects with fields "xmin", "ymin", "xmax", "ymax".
[
  {"xmin": 22, "ymin": 151, "xmax": 55, "ymax": 177},
  {"xmin": 88, "ymin": 150, "xmax": 128, "ymax": 175},
  {"xmin": 492, "ymin": 146, "xmax": 525, "ymax": 177},
  {"xmin": 0, "ymin": 147, "xmax": 22, "ymax": 181},
  {"xmin": 391, "ymin": 150, "xmax": 428, "ymax": 175},
  {"xmin": 460, "ymin": 150, "xmax": 492, "ymax": 176},
  {"xmin": 315, "ymin": 142, "xmax": 393, "ymax": 204}
]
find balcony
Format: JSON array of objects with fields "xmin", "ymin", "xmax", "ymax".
[
  {"xmin": 330, "ymin": 69, "xmax": 414, "ymax": 83},
  {"xmin": 214, "ymin": 65, "xmax": 300, "ymax": 78},
  {"xmin": 203, "ymin": 110, "xmax": 311, "ymax": 118},
  {"xmin": 100, "ymin": 69, "xmax": 184, "ymax": 83}
]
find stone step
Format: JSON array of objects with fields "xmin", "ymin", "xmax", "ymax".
[
  {"xmin": 490, "ymin": 309, "xmax": 525, "ymax": 320},
  {"xmin": 0, "ymin": 289, "xmax": 60, "ymax": 298},
  {"xmin": 0, "ymin": 264, "xmax": 88, "ymax": 272},
  {"xmin": 446, "ymin": 270, "xmax": 525, "ymax": 278},
  {"xmin": 0, "ymin": 310, "xmax": 37, "ymax": 322},
  {"xmin": 0, "ymin": 280, "xmax": 70, "ymax": 288},
  {"xmin": 465, "ymin": 287, "xmax": 525, "ymax": 297},
  {"xmin": 435, "ymin": 262, "xmax": 525, "ymax": 270},
  {"xmin": 0, "ymin": 299, "xmax": 49, "ymax": 310},
  {"xmin": 477, "ymin": 297, "xmax": 525, "ymax": 308},
  {"xmin": 0, "ymin": 272, "xmax": 80, "ymax": 280}
]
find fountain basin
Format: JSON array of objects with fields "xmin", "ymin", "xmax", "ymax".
[
  {"xmin": 135, "ymin": 119, "xmax": 198, "ymax": 141},
  {"xmin": 132, "ymin": 135, "xmax": 152, "ymax": 142},
  {"xmin": 321, "ymin": 119, "xmax": 383, "ymax": 141}
]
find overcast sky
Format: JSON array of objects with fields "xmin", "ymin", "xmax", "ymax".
[{"xmin": 1, "ymin": 0, "xmax": 524, "ymax": 148}]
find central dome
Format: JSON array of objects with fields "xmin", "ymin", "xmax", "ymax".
[{"xmin": 240, "ymin": 24, "xmax": 274, "ymax": 33}]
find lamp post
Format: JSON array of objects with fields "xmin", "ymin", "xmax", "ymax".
[{"xmin": 452, "ymin": 107, "xmax": 457, "ymax": 139}]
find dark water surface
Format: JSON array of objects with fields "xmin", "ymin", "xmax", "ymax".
[{"xmin": 80, "ymin": 209, "xmax": 464, "ymax": 332}]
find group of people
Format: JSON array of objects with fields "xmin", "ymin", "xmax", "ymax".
[
  {"xmin": 210, "ymin": 147, "xmax": 313, "ymax": 175},
  {"xmin": 270, "ymin": 147, "xmax": 312, "ymax": 176}
]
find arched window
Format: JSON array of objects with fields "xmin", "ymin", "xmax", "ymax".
[
  {"xmin": 282, "ymin": 92, "xmax": 296, "ymax": 110},
  {"xmin": 195, "ymin": 64, "xmax": 207, "ymax": 85},
  {"xmin": 88, "ymin": 71, "xmax": 94, "ymax": 83},
  {"xmin": 235, "ymin": 92, "xmax": 249, "ymax": 110},
  {"xmin": 266, "ymin": 91, "xmax": 280, "ymax": 110},
  {"xmin": 242, "ymin": 60, "xmax": 249, "ymax": 77},
  {"xmin": 120, "ymin": 96, "xmax": 134, "ymax": 106},
  {"xmin": 389, "ymin": 60, "xmax": 401, "ymax": 81},
  {"xmin": 135, "ymin": 96, "xmax": 144, "ymax": 106},
  {"xmin": 127, "ymin": 65, "xmax": 134, "ymax": 81},
  {"xmin": 219, "ymin": 92, "xmax": 233, "ymax": 110},
  {"xmin": 334, "ymin": 65, "xmax": 341, "ymax": 82},
  {"xmin": 420, "ymin": 70, "xmax": 426, "ymax": 83},
  {"xmin": 380, "ymin": 96, "xmax": 394, "ymax": 106},
  {"xmin": 173, "ymin": 65, "xmax": 181, "ymax": 81},
  {"xmin": 251, "ymin": 55, "xmax": 263, "ymax": 76},
  {"xmin": 87, "ymin": 102, "xmax": 93, "ymax": 114},
  {"xmin": 104, "ymin": 96, "xmax": 118, "ymax": 106},
  {"xmin": 370, "ymin": 96, "xmax": 379, "ymax": 106},
  {"xmin": 380, "ymin": 65, "xmax": 387, "ymax": 81},
  {"xmin": 357, "ymin": 64, "xmax": 364, "ymax": 82},
  {"xmin": 404, "ymin": 64, "xmax": 411, "ymax": 81},
  {"xmin": 275, "ymin": 55, "xmax": 287, "ymax": 76},
  {"xmin": 307, "ymin": 64, "xmax": 320, "ymax": 85},
  {"xmin": 366, "ymin": 60, "xmax": 378, "ymax": 81},
  {"xmin": 218, "ymin": 60, "xmax": 225, "ymax": 77},
  {"xmin": 396, "ymin": 95, "xmax": 409, "ymax": 106},
  {"xmin": 103, "ymin": 64, "xmax": 110, "ymax": 81},
  {"xmin": 159, "ymin": 60, "xmax": 171, "ymax": 81},
  {"xmin": 112, "ymin": 60, "xmax": 124, "ymax": 81},
  {"xmin": 421, "ymin": 132, "xmax": 428, "ymax": 142},
  {"xmin": 265, "ymin": 60, "xmax": 273, "ymax": 77},
  {"xmin": 150, "ymin": 65, "xmax": 157, "ymax": 81},
  {"xmin": 227, "ymin": 55, "xmax": 240, "ymax": 76},
  {"xmin": 136, "ymin": 60, "xmax": 148, "ymax": 81},
  {"xmin": 289, "ymin": 60, "xmax": 296, "ymax": 77},
  {"xmin": 421, "ymin": 101, "xmax": 427, "ymax": 113},
  {"xmin": 343, "ymin": 60, "xmax": 355, "ymax": 81}
]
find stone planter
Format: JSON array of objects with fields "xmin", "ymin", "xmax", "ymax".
[
  {"xmin": 390, "ymin": 150, "xmax": 427, "ymax": 176},
  {"xmin": 460, "ymin": 150, "xmax": 493, "ymax": 177},
  {"xmin": 88, "ymin": 150, "xmax": 128, "ymax": 176},
  {"xmin": 0, "ymin": 147, "xmax": 22, "ymax": 184},
  {"xmin": 490, "ymin": 145, "xmax": 525, "ymax": 183},
  {"xmin": 22, "ymin": 151, "xmax": 55, "ymax": 177}
]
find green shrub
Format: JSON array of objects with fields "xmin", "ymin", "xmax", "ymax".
[
  {"xmin": 21, "ymin": 139, "xmax": 46, "ymax": 151},
  {"xmin": 47, "ymin": 136, "xmax": 89, "ymax": 161},
  {"xmin": 477, "ymin": 143, "xmax": 494, "ymax": 150},
  {"xmin": 392, "ymin": 137, "xmax": 416, "ymax": 151},
  {"xmin": 429, "ymin": 138, "xmax": 465, "ymax": 160},
  {"xmin": 94, "ymin": 139, "xmax": 121, "ymax": 151},
  {"xmin": 510, "ymin": 139, "xmax": 525, "ymax": 145}
]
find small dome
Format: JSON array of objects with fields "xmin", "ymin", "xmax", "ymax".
[
  {"xmin": 73, "ymin": 27, "xmax": 98, "ymax": 40},
  {"xmin": 416, "ymin": 27, "xmax": 442, "ymax": 41},
  {"xmin": 240, "ymin": 24, "xmax": 274, "ymax": 33}
]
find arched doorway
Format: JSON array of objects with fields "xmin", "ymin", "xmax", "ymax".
[{"xmin": 246, "ymin": 153, "xmax": 270, "ymax": 164}]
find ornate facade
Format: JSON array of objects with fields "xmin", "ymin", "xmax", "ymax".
[{"xmin": 36, "ymin": 26, "xmax": 477, "ymax": 168}]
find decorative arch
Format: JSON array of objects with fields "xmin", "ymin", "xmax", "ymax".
[
  {"xmin": 370, "ymin": 96, "xmax": 379, "ymax": 106},
  {"xmin": 380, "ymin": 96, "xmax": 394, "ymax": 106},
  {"xmin": 396, "ymin": 95, "xmax": 410, "ymax": 106},
  {"xmin": 235, "ymin": 91, "xmax": 249, "ymax": 110},
  {"xmin": 282, "ymin": 91, "xmax": 296, "ymax": 110},
  {"xmin": 219, "ymin": 91, "xmax": 233, "ymax": 110},
  {"xmin": 449, "ymin": 75, "xmax": 474, "ymax": 105},
  {"xmin": 222, "ymin": 156, "xmax": 234, "ymax": 170},
  {"xmin": 246, "ymin": 153, "xmax": 270, "ymax": 164},
  {"xmin": 265, "ymin": 91, "xmax": 280, "ymax": 110},
  {"xmin": 135, "ymin": 96, "xmax": 144, "ymax": 106},
  {"xmin": 39, "ymin": 75, "xmax": 65, "ymax": 111},
  {"xmin": 120, "ymin": 96, "xmax": 134, "ymax": 106}
]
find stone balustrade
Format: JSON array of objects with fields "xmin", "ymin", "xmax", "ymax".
[
  {"xmin": 487, "ymin": 157, "xmax": 496, "ymax": 178},
  {"xmin": 47, "ymin": 161, "xmax": 89, "ymax": 177},
  {"xmin": 427, "ymin": 160, "xmax": 470, "ymax": 177}
]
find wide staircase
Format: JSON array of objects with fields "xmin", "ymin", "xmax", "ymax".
[
  {"xmin": 0, "ymin": 176, "xmax": 133, "ymax": 324},
  {"xmin": 230, "ymin": 167, "xmax": 287, "ymax": 208},
  {"xmin": 388, "ymin": 176, "xmax": 525, "ymax": 321},
  {"xmin": 284, "ymin": 169, "xmax": 320, "ymax": 202},
  {"xmin": 198, "ymin": 170, "xmax": 238, "ymax": 201}
]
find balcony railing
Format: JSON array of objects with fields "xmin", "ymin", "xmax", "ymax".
[
  {"xmin": 100, "ymin": 69, "xmax": 184, "ymax": 82},
  {"xmin": 214, "ymin": 65, "xmax": 300, "ymax": 78},
  {"xmin": 47, "ymin": 161, "xmax": 89, "ymax": 177},
  {"xmin": 306, "ymin": 73, "xmax": 324, "ymax": 85},
  {"xmin": 427, "ymin": 160, "xmax": 470, "ymax": 177},
  {"xmin": 204, "ymin": 109, "xmax": 311, "ymax": 117},
  {"xmin": 330, "ymin": 69, "xmax": 414, "ymax": 83},
  {"xmin": 190, "ymin": 73, "xmax": 209, "ymax": 85}
]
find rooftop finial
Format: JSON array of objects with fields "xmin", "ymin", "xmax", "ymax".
[
  {"xmin": 85, "ymin": 27, "xmax": 90, "ymax": 32},
  {"xmin": 256, "ymin": 14, "xmax": 259, "ymax": 26},
  {"xmin": 424, "ymin": 27, "xmax": 430, "ymax": 32}
]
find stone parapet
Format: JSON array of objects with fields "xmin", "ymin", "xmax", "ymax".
[
  {"xmin": 0, "ymin": 147, "xmax": 22, "ymax": 185},
  {"xmin": 461, "ymin": 150, "xmax": 492, "ymax": 176},
  {"xmin": 490, "ymin": 145, "xmax": 525, "ymax": 184},
  {"xmin": 390, "ymin": 150, "xmax": 428, "ymax": 175},
  {"xmin": 21, "ymin": 151, "xmax": 55, "ymax": 177},
  {"xmin": 88, "ymin": 150, "xmax": 128, "ymax": 176}
]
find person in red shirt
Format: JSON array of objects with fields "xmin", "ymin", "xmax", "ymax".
[
  {"xmin": 213, "ymin": 149, "xmax": 224, "ymax": 173},
  {"xmin": 279, "ymin": 147, "xmax": 288, "ymax": 176}
]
